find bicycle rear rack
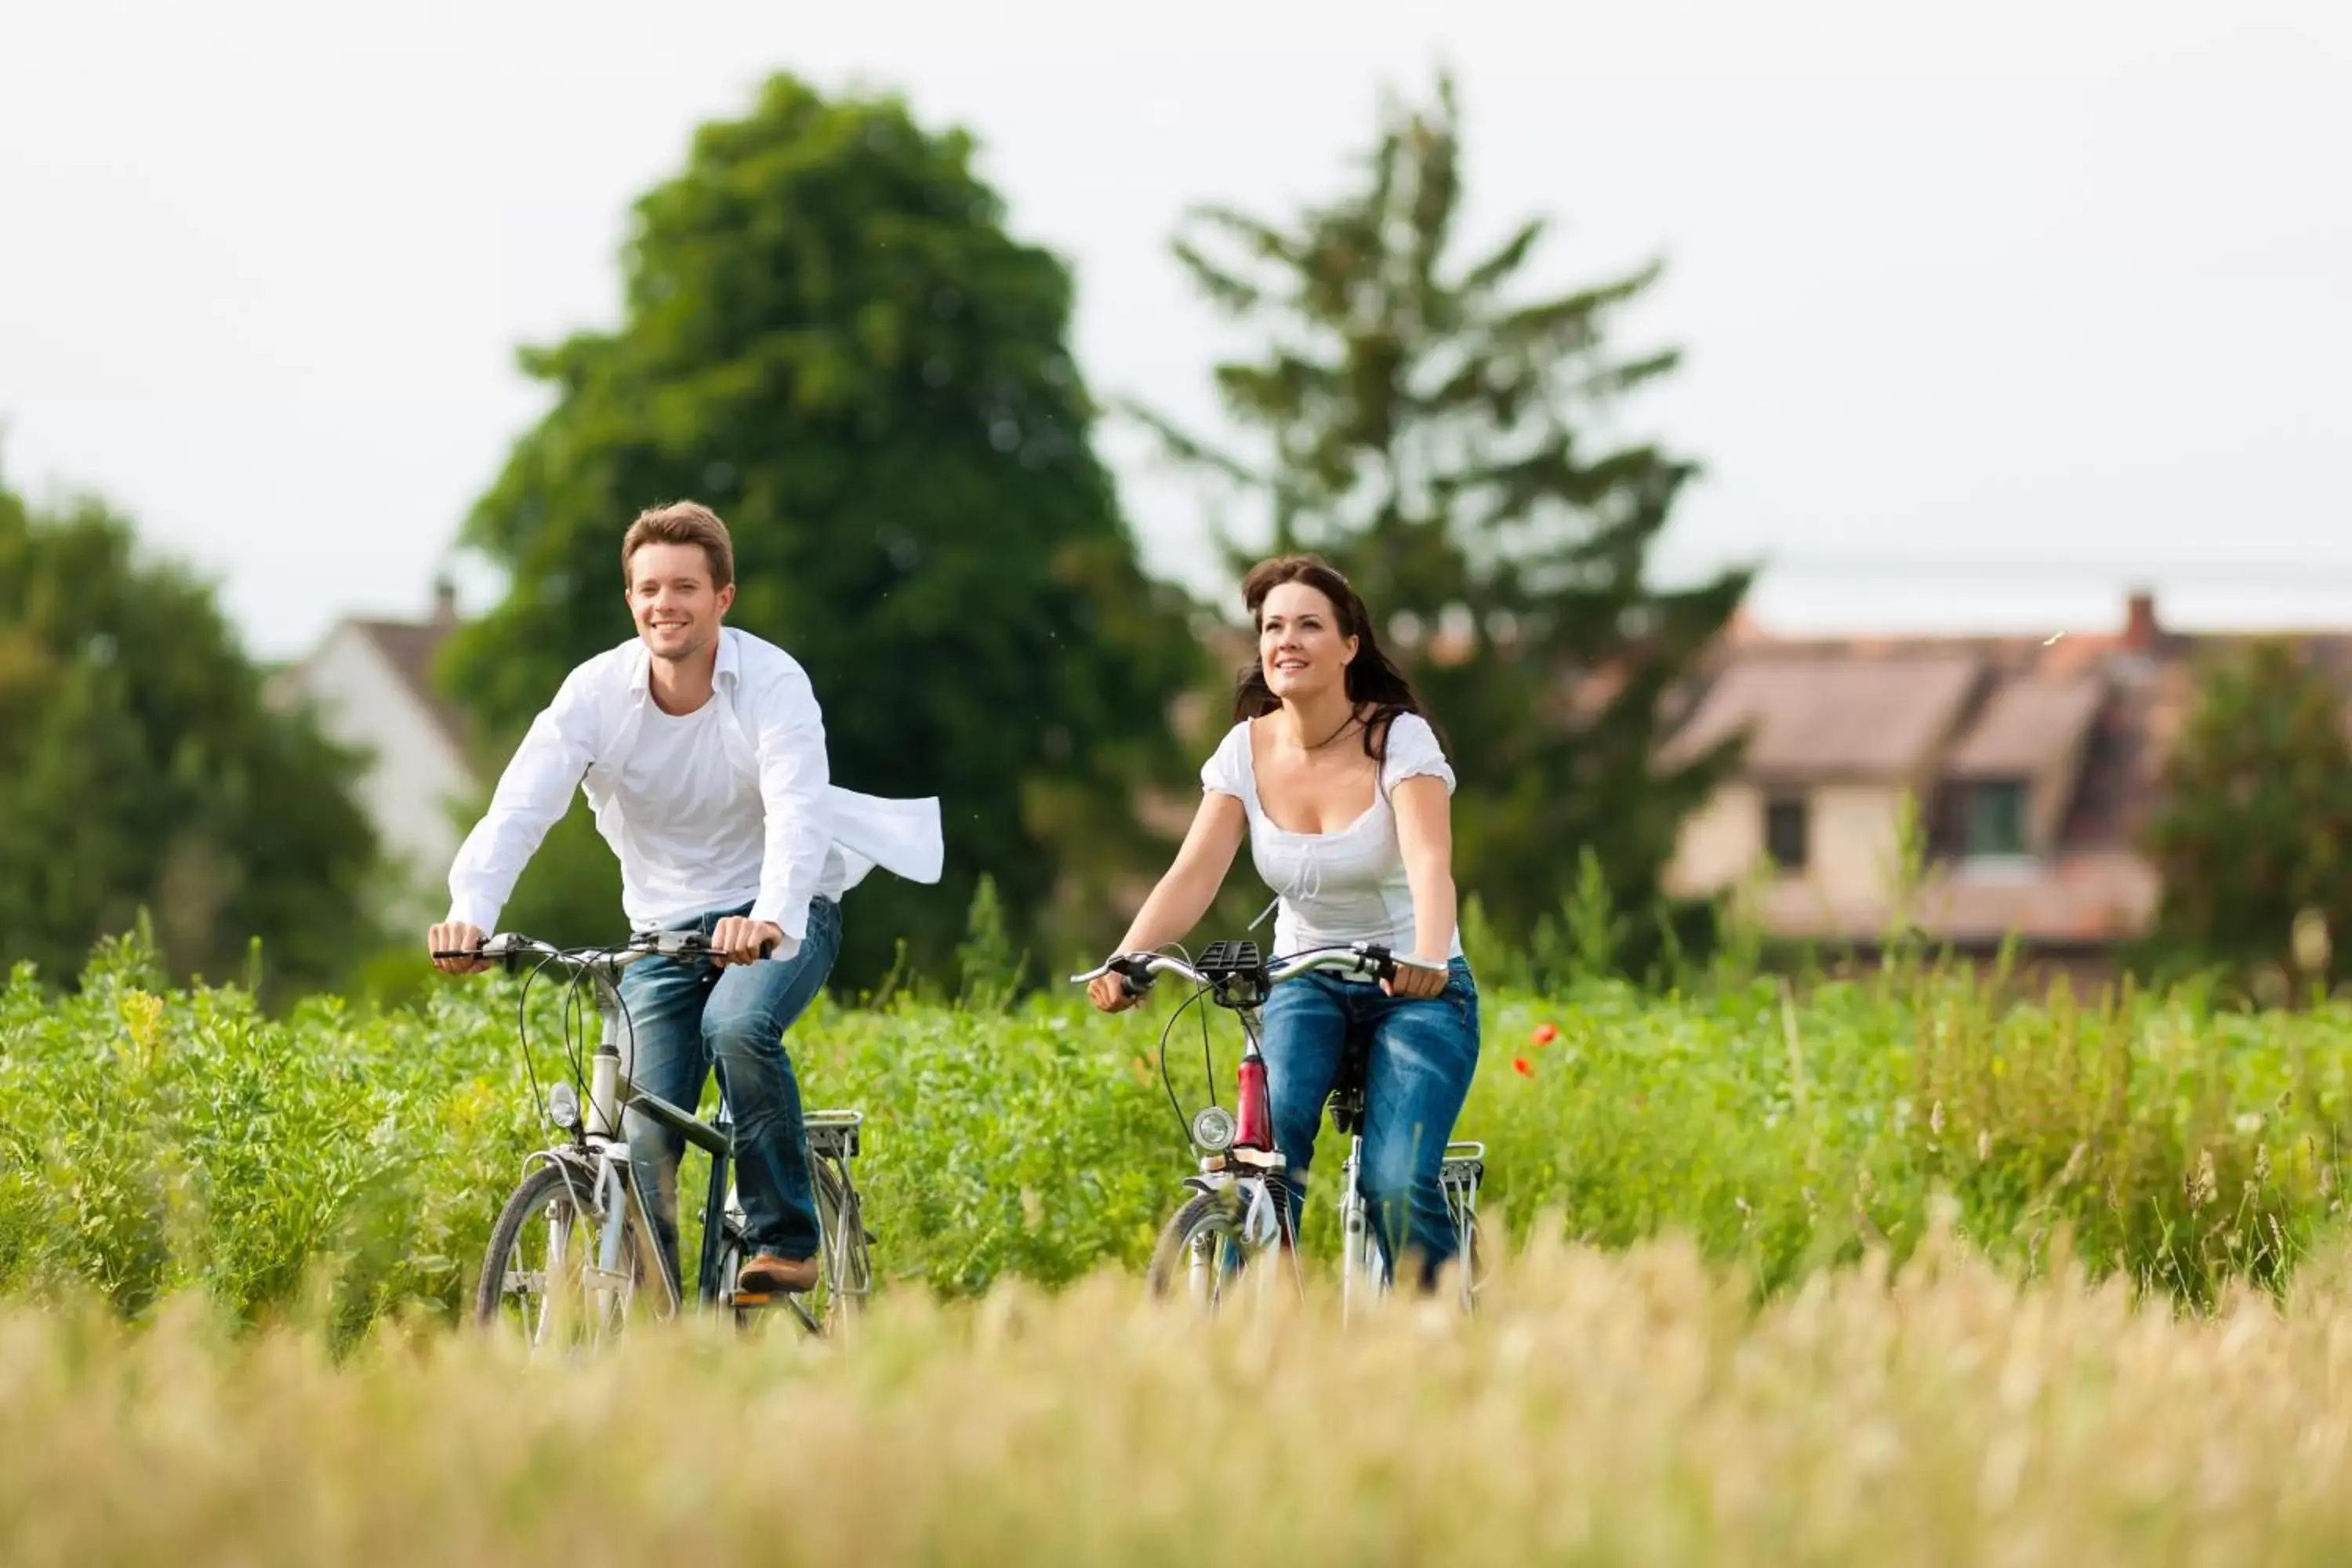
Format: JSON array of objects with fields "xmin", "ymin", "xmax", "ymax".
[{"xmin": 804, "ymin": 1109, "xmax": 862, "ymax": 1162}]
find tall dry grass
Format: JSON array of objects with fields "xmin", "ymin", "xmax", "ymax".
[{"xmin": 8, "ymin": 1209, "xmax": 2352, "ymax": 1566}]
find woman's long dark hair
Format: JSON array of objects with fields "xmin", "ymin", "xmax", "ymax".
[{"xmin": 1231, "ymin": 554, "xmax": 1446, "ymax": 769}]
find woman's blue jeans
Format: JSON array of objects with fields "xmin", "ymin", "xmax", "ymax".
[{"xmin": 1259, "ymin": 956, "xmax": 1480, "ymax": 1290}]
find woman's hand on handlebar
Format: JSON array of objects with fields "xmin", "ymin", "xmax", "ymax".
[
  {"xmin": 1087, "ymin": 968, "xmax": 1143, "ymax": 1013},
  {"xmin": 1381, "ymin": 956, "xmax": 1450, "ymax": 1000}
]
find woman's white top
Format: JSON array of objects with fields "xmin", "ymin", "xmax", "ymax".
[{"xmin": 1200, "ymin": 711, "xmax": 1461, "ymax": 967}]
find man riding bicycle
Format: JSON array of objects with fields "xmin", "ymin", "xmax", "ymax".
[{"xmin": 426, "ymin": 500, "xmax": 942, "ymax": 1297}]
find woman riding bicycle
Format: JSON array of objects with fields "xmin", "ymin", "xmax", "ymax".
[{"xmin": 1087, "ymin": 554, "xmax": 1478, "ymax": 1293}]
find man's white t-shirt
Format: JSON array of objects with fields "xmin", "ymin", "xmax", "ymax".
[{"xmin": 613, "ymin": 696, "xmax": 770, "ymax": 923}]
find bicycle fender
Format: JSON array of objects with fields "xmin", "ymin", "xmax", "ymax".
[{"xmin": 1243, "ymin": 1181, "xmax": 1283, "ymax": 1247}]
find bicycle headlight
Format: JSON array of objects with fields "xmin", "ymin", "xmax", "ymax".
[
  {"xmin": 546, "ymin": 1081, "xmax": 583, "ymax": 1132},
  {"xmin": 1191, "ymin": 1105, "xmax": 1238, "ymax": 1153}
]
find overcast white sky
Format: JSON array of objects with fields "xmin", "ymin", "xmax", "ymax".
[{"xmin": 4, "ymin": 0, "xmax": 2348, "ymax": 661}]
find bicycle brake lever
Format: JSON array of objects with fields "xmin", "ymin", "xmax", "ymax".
[{"xmin": 472, "ymin": 932, "xmax": 531, "ymax": 974}]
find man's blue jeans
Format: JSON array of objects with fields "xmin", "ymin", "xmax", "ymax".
[
  {"xmin": 1260, "ymin": 956, "xmax": 1480, "ymax": 1290},
  {"xmin": 615, "ymin": 896, "xmax": 841, "ymax": 1285}
]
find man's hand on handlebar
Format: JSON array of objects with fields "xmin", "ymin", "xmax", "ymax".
[
  {"xmin": 427, "ymin": 921, "xmax": 488, "ymax": 975},
  {"xmin": 710, "ymin": 916, "xmax": 785, "ymax": 967}
]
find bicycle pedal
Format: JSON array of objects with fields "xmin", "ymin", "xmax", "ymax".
[
  {"xmin": 730, "ymin": 1288, "xmax": 809, "ymax": 1308},
  {"xmin": 731, "ymin": 1264, "xmax": 818, "ymax": 1301}
]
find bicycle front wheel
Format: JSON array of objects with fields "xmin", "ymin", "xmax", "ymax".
[
  {"xmin": 475, "ymin": 1160, "xmax": 661, "ymax": 1351},
  {"xmin": 1145, "ymin": 1189, "xmax": 1278, "ymax": 1309}
]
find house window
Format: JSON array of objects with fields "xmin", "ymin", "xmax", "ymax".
[
  {"xmin": 1764, "ymin": 793, "xmax": 1809, "ymax": 872},
  {"xmin": 1965, "ymin": 779, "xmax": 2029, "ymax": 858}
]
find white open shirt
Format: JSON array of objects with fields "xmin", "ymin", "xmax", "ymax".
[{"xmin": 445, "ymin": 627, "xmax": 943, "ymax": 961}]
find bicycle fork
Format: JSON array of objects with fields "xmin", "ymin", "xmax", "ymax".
[{"xmin": 584, "ymin": 975, "xmax": 687, "ymax": 1319}]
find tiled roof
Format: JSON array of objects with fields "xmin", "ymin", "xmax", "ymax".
[
  {"xmin": 1945, "ymin": 673, "xmax": 2105, "ymax": 779},
  {"xmin": 1658, "ymin": 652, "xmax": 1984, "ymax": 781}
]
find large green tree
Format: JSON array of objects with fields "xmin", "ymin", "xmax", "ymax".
[
  {"xmin": 439, "ymin": 74, "xmax": 1198, "ymax": 989},
  {"xmin": 0, "ymin": 474, "xmax": 381, "ymax": 995},
  {"xmin": 2143, "ymin": 637, "xmax": 2352, "ymax": 983},
  {"xmin": 1132, "ymin": 72, "xmax": 1751, "ymax": 951}
]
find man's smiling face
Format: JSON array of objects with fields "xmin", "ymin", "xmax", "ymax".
[{"xmin": 626, "ymin": 540, "xmax": 734, "ymax": 664}]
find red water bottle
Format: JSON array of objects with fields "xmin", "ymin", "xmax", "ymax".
[{"xmin": 1235, "ymin": 1049, "xmax": 1273, "ymax": 1150}]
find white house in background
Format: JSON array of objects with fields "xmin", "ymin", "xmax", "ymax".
[{"xmin": 268, "ymin": 579, "xmax": 478, "ymax": 927}]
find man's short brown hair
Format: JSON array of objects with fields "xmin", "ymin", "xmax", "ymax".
[{"xmin": 622, "ymin": 500, "xmax": 735, "ymax": 589}]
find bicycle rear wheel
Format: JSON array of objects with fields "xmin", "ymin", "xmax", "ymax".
[
  {"xmin": 721, "ymin": 1155, "xmax": 873, "ymax": 1337},
  {"xmin": 814, "ymin": 1154, "xmax": 873, "ymax": 1325},
  {"xmin": 1440, "ymin": 1145, "xmax": 1486, "ymax": 1313}
]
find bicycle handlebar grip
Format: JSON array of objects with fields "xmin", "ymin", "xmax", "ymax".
[
  {"xmin": 432, "ymin": 942, "xmax": 506, "ymax": 971},
  {"xmin": 670, "ymin": 930, "xmax": 776, "ymax": 962},
  {"xmin": 1109, "ymin": 955, "xmax": 1155, "ymax": 996}
]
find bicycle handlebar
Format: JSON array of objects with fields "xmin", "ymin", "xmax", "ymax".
[
  {"xmin": 429, "ymin": 927, "xmax": 771, "ymax": 975},
  {"xmin": 1069, "ymin": 941, "xmax": 1445, "ymax": 995}
]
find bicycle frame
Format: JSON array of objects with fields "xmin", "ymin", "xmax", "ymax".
[
  {"xmin": 474, "ymin": 931, "xmax": 847, "ymax": 1334},
  {"xmin": 1076, "ymin": 939, "xmax": 1481, "ymax": 1319},
  {"xmin": 493, "ymin": 935, "xmax": 720, "ymax": 1312}
]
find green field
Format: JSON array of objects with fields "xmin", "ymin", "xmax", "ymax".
[{"xmin": 7, "ymin": 931, "xmax": 2350, "ymax": 1332}]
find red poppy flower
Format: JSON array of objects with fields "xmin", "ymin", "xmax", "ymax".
[
  {"xmin": 1531, "ymin": 1022, "xmax": 1559, "ymax": 1047},
  {"xmin": 1512, "ymin": 1055, "xmax": 1534, "ymax": 1077}
]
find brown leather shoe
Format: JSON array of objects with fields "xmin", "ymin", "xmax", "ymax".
[{"xmin": 737, "ymin": 1251, "xmax": 819, "ymax": 1296}]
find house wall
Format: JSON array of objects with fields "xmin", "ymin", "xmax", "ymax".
[
  {"xmin": 1668, "ymin": 779, "xmax": 1917, "ymax": 906},
  {"xmin": 278, "ymin": 626, "xmax": 475, "ymax": 923},
  {"xmin": 1665, "ymin": 781, "xmax": 1763, "ymax": 895},
  {"xmin": 1808, "ymin": 785, "xmax": 1917, "ymax": 901}
]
